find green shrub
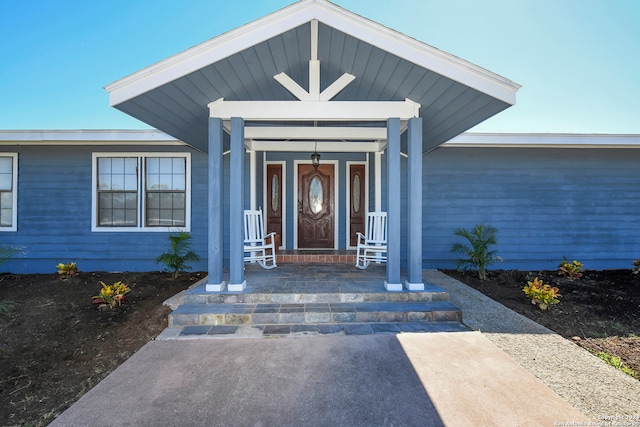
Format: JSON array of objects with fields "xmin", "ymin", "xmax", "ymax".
[
  {"xmin": 450, "ymin": 224, "xmax": 503, "ymax": 280},
  {"xmin": 156, "ymin": 232, "xmax": 200, "ymax": 279}
]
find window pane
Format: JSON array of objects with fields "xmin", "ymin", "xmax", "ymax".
[
  {"xmin": 124, "ymin": 174, "xmax": 137, "ymax": 191},
  {"xmin": 98, "ymin": 174, "xmax": 111, "ymax": 190},
  {"xmin": 0, "ymin": 191, "xmax": 12, "ymax": 208},
  {"xmin": 146, "ymin": 174, "xmax": 160, "ymax": 190},
  {"xmin": 0, "ymin": 157, "xmax": 12, "ymax": 173},
  {"xmin": 124, "ymin": 158, "xmax": 137, "ymax": 173},
  {"xmin": 0, "ymin": 208, "xmax": 11, "ymax": 227},
  {"xmin": 159, "ymin": 157, "xmax": 172, "ymax": 172},
  {"xmin": 0, "ymin": 174, "xmax": 11, "ymax": 191},
  {"xmin": 147, "ymin": 192, "xmax": 159, "ymax": 209},
  {"xmin": 99, "ymin": 193, "xmax": 112, "ymax": 209},
  {"xmin": 111, "ymin": 158, "xmax": 125, "ymax": 174},
  {"xmin": 158, "ymin": 174, "xmax": 172, "ymax": 190},
  {"xmin": 160, "ymin": 193, "xmax": 172, "ymax": 209},
  {"xmin": 125, "ymin": 193, "xmax": 137, "ymax": 209},
  {"xmin": 110, "ymin": 175, "xmax": 125, "ymax": 191},
  {"xmin": 146, "ymin": 157, "xmax": 159, "ymax": 174},
  {"xmin": 172, "ymin": 157, "xmax": 185, "ymax": 174},
  {"xmin": 98, "ymin": 209, "xmax": 112, "ymax": 226},
  {"xmin": 172, "ymin": 174, "xmax": 185, "ymax": 191},
  {"xmin": 98, "ymin": 158, "xmax": 111, "ymax": 174},
  {"xmin": 172, "ymin": 193, "xmax": 185, "ymax": 208}
]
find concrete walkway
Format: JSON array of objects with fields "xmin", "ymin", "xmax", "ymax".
[{"xmin": 50, "ymin": 269, "xmax": 640, "ymax": 426}]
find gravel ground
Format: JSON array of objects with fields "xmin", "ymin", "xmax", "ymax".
[{"xmin": 425, "ymin": 270, "xmax": 640, "ymax": 421}]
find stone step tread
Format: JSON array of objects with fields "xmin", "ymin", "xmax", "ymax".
[
  {"xmin": 157, "ymin": 321, "xmax": 470, "ymax": 340},
  {"xmin": 172, "ymin": 301, "xmax": 459, "ymax": 315}
]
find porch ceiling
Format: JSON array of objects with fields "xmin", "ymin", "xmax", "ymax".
[{"xmin": 106, "ymin": 0, "xmax": 520, "ymax": 154}]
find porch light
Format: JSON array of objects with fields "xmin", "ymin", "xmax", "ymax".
[{"xmin": 311, "ymin": 142, "xmax": 321, "ymax": 169}]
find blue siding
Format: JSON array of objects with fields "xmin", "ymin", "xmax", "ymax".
[
  {"xmin": 423, "ymin": 147, "xmax": 640, "ymax": 270},
  {"xmin": 3, "ymin": 142, "xmax": 638, "ymax": 274},
  {"xmin": 1, "ymin": 145, "xmax": 209, "ymax": 274}
]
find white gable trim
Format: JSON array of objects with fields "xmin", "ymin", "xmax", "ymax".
[{"xmin": 106, "ymin": 0, "xmax": 519, "ymax": 107}]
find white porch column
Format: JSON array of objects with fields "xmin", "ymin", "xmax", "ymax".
[
  {"xmin": 405, "ymin": 117, "xmax": 424, "ymax": 290},
  {"xmin": 385, "ymin": 118, "xmax": 402, "ymax": 291},
  {"xmin": 205, "ymin": 117, "xmax": 226, "ymax": 292},
  {"xmin": 228, "ymin": 117, "xmax": 246, "ymax": 292}
]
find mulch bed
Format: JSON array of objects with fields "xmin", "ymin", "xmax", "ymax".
[{"xmin": 0, "ymin": 268, "xmax": 638, "ymax": 426}]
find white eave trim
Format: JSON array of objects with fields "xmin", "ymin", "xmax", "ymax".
[
  {"xmin": 442, "ymin": 132, "xmax": 640, "ymax": 148},
  {"xmin": 0, "ymin": 130, "xmax": 184, "ymax": 146},
  {"xmin": 105, "ymin": 0, "xmax": 520, "ymax": 107},
  {"xmin": 246, "ymin": 140, "xmax": 386, "ymax": 152}
]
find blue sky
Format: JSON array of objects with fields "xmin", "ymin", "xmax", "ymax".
[{"xmin": 1, "ymin": 0, "xmax": 639, "ymax": 134}]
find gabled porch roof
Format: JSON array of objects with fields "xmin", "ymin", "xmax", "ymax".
[{"xmin": 105, "ymin": 0, "xmax": 520, "ymax": 153}]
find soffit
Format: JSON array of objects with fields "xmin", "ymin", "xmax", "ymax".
[{"xmin": 107, "ymin": 0, "xmax": 519, "ymax": 153}]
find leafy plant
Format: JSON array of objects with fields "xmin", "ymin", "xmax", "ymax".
[
  {"xmin": 56, "ymin": 262, "xmax": 79, "ymax": 279},
  {"xmin": 0, "ymin": 245, "xmax": 21, "ymax": 267},
  {"xmin": 92, "ymin": 281, "xmax": 131, "ymax": 308},
  {"xmin": 558, "ymin": 258, "xmax": 583, "ymax": 280},
  {"xmin": 632, "ymin": 258, "xmax": 640, "ymax": 275},
  {"xmin": 594, "ymin": 351, "xmax": 639, "ymax": 380},
  {"xmin": 155, "ymin": 232, "xmax": 200, "ymax": 279},
  {"xmin": 523, "ymin": 277, "xmax": 561, "ymax": 310},
  {"xmin": 450, "ymin": 224, "xmax": 503, "ymax": 280},
  {"xmin": 0, "ymin": 300, "xmax": 14, "ymax": 316}
]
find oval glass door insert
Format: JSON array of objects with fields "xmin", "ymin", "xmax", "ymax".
[
  {"xmin": 309, "ymin": 176, "xmax": 323, "ymax": 214},
  {"xmin": 352, "ymin": 174, "xmax": 360, "ymax": 213},
  {"xmin": 271, "ymin": 174, "xmax": 279, "ymax": 212}
]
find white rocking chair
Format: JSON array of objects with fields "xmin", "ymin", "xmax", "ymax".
[
  {"xmin": 355, "ymin": 212, "xmax": 388, "ymax": 269},
  {"xmin": 243, "ymin": 209, "xmax": 277, "ymax": 269}
]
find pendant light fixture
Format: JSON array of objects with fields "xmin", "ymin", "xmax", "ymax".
[{"xmin": 311, "ymin": 142, "xmax": 321, "ymax": 170}]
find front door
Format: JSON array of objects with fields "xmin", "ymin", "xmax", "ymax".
[{"xmin": 297, "ymin": 164, "xmax": 334, "ymax": 249}]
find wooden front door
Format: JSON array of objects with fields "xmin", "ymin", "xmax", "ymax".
[
  {"xmin": 297, "ymin": 164, "xmax": 334, "ymax": 249},
  {"xmin": 265, "ymin": 164, "xmax": 282, "ymax": 247},
  {"xmin": 349, "ymin": 164, "xmax": 366, "ymax": 247}
]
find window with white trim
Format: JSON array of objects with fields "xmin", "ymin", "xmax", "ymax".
[
  {"xmin": 92, "ymin": 153, "xmax": 190, "ymax": 231},
  {"xmin": 0, "ymin": 154, "xmax": 17, "ymax": 231}
]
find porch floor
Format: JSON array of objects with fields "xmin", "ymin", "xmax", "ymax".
[{"xmin": 185, "ymin": 263, "xmax": 445, "ymax": 300}]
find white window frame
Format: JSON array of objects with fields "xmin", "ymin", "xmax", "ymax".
[
  {"xmin": 0, "ymin": 153, "xmax": 18, "ymax": 232},
  {"xmin": 91, "ymin": 152, "xmax": 191, "ymax": 232}
]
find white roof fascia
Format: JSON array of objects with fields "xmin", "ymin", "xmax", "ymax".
[
  {"xmin": 0, "ymin": 130, "xmax": 184, "ymax": 145},
  {"xmin": 106, "ymin": 0, "xmax": 520, "ymax": 107},
  {"xmin": 246, "ymin": 140, "xmax": 385, "ymax": 153},
  {"xmin": 208, "ymin": 98, "xmax": 420, "ymax": 120},
  {"xmin": 442, "ymin": 132, "xmax": 640, "ymax": 148},
  {"xmin": 244, "ymin": 126, "xmax": 387, "ymax": 140}
]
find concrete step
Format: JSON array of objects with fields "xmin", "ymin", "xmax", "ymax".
[
  {"xmin": 182, "ymin": 285, "xmax": 451, "ymax": 305},
  {"xmin": 169, "ymin": 301, "xmax": 462, "ymax": 327},
  {"xmin": 157, "ymin": 321, "xmax": 469, "ymax": 340}
]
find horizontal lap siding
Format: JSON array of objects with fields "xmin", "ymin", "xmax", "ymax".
[
  {"xmin": 1, "ymin": 146, "xmax": 208, "ymax": 274},
  {"xmin": 423, "ymin": 147, "xmax": 640, "ymax": 270}
]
